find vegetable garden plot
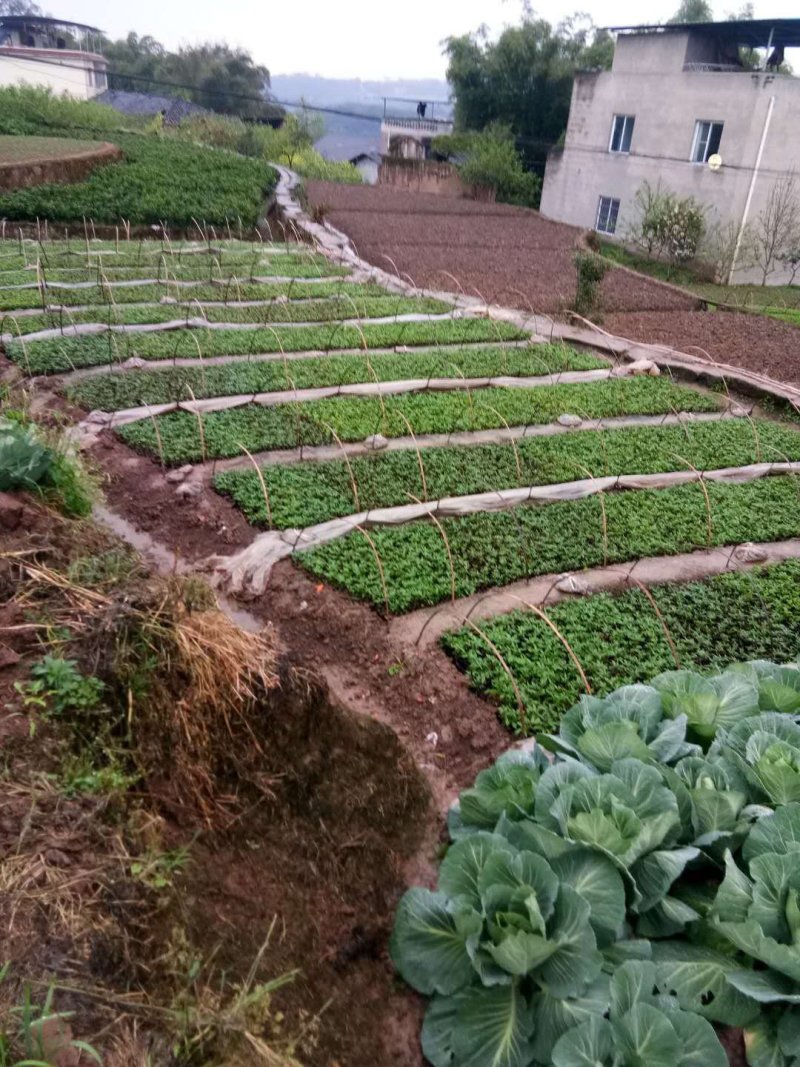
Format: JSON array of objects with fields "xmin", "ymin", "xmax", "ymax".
[
  {"xmin": 10, "ymin": 320, "xmax": 526, "ymax": 374},
  {"xmin": 215, "ymin": 420, "xmax": 800, "ymax": 530},
  {"xmin": 0, "ymin": 134, "xmax": 276, "ymax": 227},
  {"xmin": 391, "ymin": 656, "xmax": 800, "ymax": 1067},
  {"xmin": 68, "ymin": 343, "xmax": 604, "ymax": 410},
  {"xmin": 0, "ymin": 260, "xmax": 347, "ymax": 286},
  {"xmin": 3, "ymin": 295, "xmax": 452, "ymax": 336},
  {"xmin": 299, "ymin": 476, "xmax": 800, "ymax": 613},
  {"xmin": 116, "ymin": 378, "xmax": 720, "ymax": 463},
  {"xmin": 441, "ymin": 559, "xmax": 800, "ymax": 736},
  {"xmin": 0, "ymin": 280, "xmax": 388, "ymax": 312}
]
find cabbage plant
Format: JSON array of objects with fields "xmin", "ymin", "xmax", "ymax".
[
  {"xmin": 651, "ymin": 668, "xmax": 760, "ymax": 743},
  {"xmin": 551, "ymin": 961, "xmax": 727, "ymax": 1067},
  {"xmin": 546, "ymin": 684, "xmax": 700, "ymax": 772},
  {"xmin": 393, "ymin": 661, "xmax": 800, "ymax": 1067},
  {"xmin": 712, "ymin": 714, "xmax": 800, "ymax": 806},
  {"xmin": 390, "ymin": 826, "xmax": 627, "ymax": 1064},
  {"xmin": 0, "ymin": 417, "xmax": 52, "ymax": 491}
]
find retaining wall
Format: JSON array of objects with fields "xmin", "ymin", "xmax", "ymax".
[{"xmin": 0, "ymin": 142, "xmax": 122, "ymax": 192}]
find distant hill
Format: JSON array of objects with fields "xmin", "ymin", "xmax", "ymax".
[
  {"xmin": 270, "ymin": 74, "xmax": 451, "ymax": 109},
  {"xmin": 270, "ymin": 75, "xmax": 452, "ymax": 163}
]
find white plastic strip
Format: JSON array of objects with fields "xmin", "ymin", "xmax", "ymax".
[
  {"xmin": 390, "ymin": 538, "xmax": 800, "ymax": 647},
  {"xmin": 206, "ymin": 461, "xmax": 800, "ymax": 594},
  {"xmin": 205, "ymin": 411, "xmax": 743, "ymax": 474},
  {"xmin": 85, "ymin": 366, "xmax": 656, "ymax": 429},
  {"xmin": 1, "ymin": 310, "xmax": 466, "ymax": 344}
]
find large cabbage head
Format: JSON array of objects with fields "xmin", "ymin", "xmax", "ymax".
[{"xmin": 547, "ymin": 684, "xmax": 699, "ymax": 772}]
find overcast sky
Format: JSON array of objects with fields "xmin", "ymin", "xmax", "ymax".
[{"xmin": 46, "ymin": 0, "xmax": 799, "ymax": 80}]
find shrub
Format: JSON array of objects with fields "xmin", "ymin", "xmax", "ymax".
[
  {"xmin": 433, "ymin": 126, "xmax": 541, "ymax": 208},
  {"xmin": 628, "ymin": 181, "xmax": 706, "ymax": 273},
  {"xmin": 572, "ymin": 250, "xmax": 608, "ymax": 317},
  {"xmin": 0, "ymin": 417, "xmax": 92, "ymax": 516},
  {"xmin": 391, "ymin": 658, "xmax": 800, "ymax": 1067},
  {"xmin": 0, "ymin": 85, "xmax": 131, "ymax": 137}
]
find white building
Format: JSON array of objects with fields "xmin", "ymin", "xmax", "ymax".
[
  {"xmin": 350, "ymin": 151, "xmax": 381, "ymax": 184},
  {"xmin": 539, "ymin": 18, "xmax": 800, "ymax": 284},
  {"xmin": 379, "ymin": 98, "xmax": 453, "ymax": 161},
  {"xmin": 0, "ymin": 15, "xmax": 108, "ymax": 101}
]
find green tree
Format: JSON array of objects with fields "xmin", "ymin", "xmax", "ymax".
[
  {"xmin": 444, "ymin": 13, "xmax": 613, "ymax": 168},
  {"xmin": 0, "ymin": 1, "xmax": 42, "ymax": 13},
  {"xmin": 669, "ymin": 0, "xmax": 714, "ymax": 23},
  {"xmin": 102, "ymin": 33, "xmax": 280, "ymax": 121}
]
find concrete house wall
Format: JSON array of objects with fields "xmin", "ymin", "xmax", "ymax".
[
  {"xmin": 539, "ymin": 29, "xmax": 800, "ymax": 284},
  {"xmin": 0, "ymin": 47, "xmax": 107, "ymax": 99}
]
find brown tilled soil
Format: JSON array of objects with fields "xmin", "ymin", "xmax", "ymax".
[
  {"xmin": 0, "ymin": 494, "xmax": 469, "ymax": 1067},
  {"xmin": 604, "ymin": 308, "xmax": 800, "ymax": 386},
  {"xmin": 307, "ymin": 180, "xmax": 699, "ymax": 315},
  {"xmin": 307, "ymin": 181, "xmax": 800, "ymax": 388}
]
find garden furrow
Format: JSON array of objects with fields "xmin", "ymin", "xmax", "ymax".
[
  {"xmin": 86, "ymin": 369, "xmax": 646, "ymax": 428},
  {"xmin": 294, "ymin": 474, "xmax": 800, "ymax": 613},
  {"xmin": 1, "ymin": 310, "xmax": 465, "ymax": 344},
  {"xmin": 9, "ymin": 320, "xmax": 528, "ymax": 374},
  {"xmin": 204, "ymin": 411, "xmax": 747, "ymax": 475},
  {"xmin": 206, "ymin": 462, "xmax": 800, "ymax": 595},
  {"xmin": 0, "ymin": 273, "xmax": 352, "ymax": 293},
  {"xmin": 114, "ymin": 379, "xmax": 722, "ymax": 462},
  {"xmin": 51, "ymin": 340, "xmax": 541, "ymax": 386},
  {"xmin": 0, "ymin": 295, "xmax": 451, "ymax": 326},
  {"xmin": 213, "ymin": 416, "xmax": 791, "ymax": 529},
  {"xmin": 391, "ymin": 537, "xmax": 800, "ymax": 647}
]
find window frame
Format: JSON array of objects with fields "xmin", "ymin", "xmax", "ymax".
[
  {"xmin": 596, "ymin": 195, "xmax": 621, "ymax": 235},
  {"xmin": 691, "ymin": 119, "xmax": 724, "ymax": 164},
  {"xmin": 609, "ymin": 114, "xmax": 635, "ymax": 154}
]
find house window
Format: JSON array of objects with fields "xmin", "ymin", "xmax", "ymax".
[
  {"xmin": 596, "ymin": 196, "xmax": 620, "ymax": 235},
  {"xmin": 609, "ymin": 114, "xmax": 635, "ymax": 154},
  {"xmin": 691, "ymin": 120, "xmax": 723, "ymax": 163}
]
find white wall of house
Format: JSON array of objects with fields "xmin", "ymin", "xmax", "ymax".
[
  {"xmin": 0, "ymin": 49, "xmax": 108, "ymax": 100},
  {"xmin": 540, "ymin": 30, "xmax": 800, "ymax": 284},
  {"xmin": 355, "ymin": 157, "xmax": 379, "ymax": 184}
]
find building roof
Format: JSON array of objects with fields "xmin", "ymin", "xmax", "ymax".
[
  {"xmin": 350, "ymin": 150, "xmax": 381, "ymax": 165},
  {"xmin": 607, "ymin": 18, "xmax": 800, "ymax": 50},
  {"xmin": 95, "ymin": 90, "xmax": 208, "ymax": 125},
  {"xmin": 0, "ymin": 15, "xmax": 102, "ymax": 34}
]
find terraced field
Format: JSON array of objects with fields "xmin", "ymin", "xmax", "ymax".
[{"xmin": 7, "ymin": 232, "xmax": 800, "ymax": 749}]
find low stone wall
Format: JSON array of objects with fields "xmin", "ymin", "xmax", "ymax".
[
  {"xmin": 378, "ymin": 158, "xmax": 496, "ymax": 202},
  {"xmin": 0, "ymin": 142, "xmax": 122, "ymax": 192}
]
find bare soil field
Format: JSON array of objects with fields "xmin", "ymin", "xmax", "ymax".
[
  {"xmin": 307, "ymin": 181, "xmax": 698, "ymax": 315},
  {"xmin": 604, "ymin": 308, "xmax": 800, "ymax": 386},
  {"xmin": 308, "ymin": 181, "xmax": 800, "ymax": 386}
]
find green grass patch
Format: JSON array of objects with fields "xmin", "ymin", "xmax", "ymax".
[
  {"xmin": 442, "ymin": 558, "xmax": 800, "ymax": 735},
  {"xmin": 11, "ymin": 319, "xmax": 526, "ymax": 374},
  {"xmin": 0, "ymin": 134, "xmax": 277, "ymax": 227},
  {"xmin": 0, "ymin": 134, "xmax": 105, "ymax": 163},
  {"xmin": 118, "ymin": 377, "xmax": 718, "ymax": 463},
  {"xmin": 69, "ymin": 343, "xmax": 602, "ymax": 410},
  {"xmin": 763, "ymin": 306, "xmax": 800, "ymax": 327},
  {"xmin": 5, "ymin": 294, "xmax": 450, "ymax": 336},
  {"xmin": 300, "ymin": 475, "xmax": 800, "ymax": 613},
  {"xmin": 217, "ymin": 419, "xmax": 800, "ymax": 529},
  {"xmin": 599, "ymin": 240, "xmax": 800, "ymax": 312},
  {"xmin": 0, "ymin": 279, "xmax": 387, "ymax": 312}
]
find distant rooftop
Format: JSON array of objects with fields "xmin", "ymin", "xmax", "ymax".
[
  {"xmin": 96, "ymin": 90, "xmax": 207, "ymax": 125},
  {"xmin": 606, "ymin": 18, "xmax": 800, "ymax": 49},
  {"xmin": 0, "ymin": 15, "xmax": 103, "ymax": 35}
]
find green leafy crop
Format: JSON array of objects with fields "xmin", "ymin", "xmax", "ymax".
[{"xmin": 392, "ymin": 659, "xmax": 800, "ymax": 1067}]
